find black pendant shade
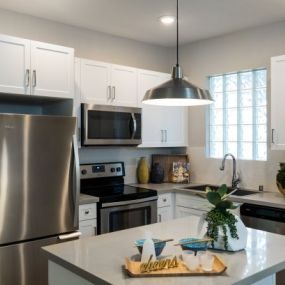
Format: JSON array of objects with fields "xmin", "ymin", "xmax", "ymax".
[{"xmin": 142, "ymin": 0, "xmax": 213, "ymax": 106}]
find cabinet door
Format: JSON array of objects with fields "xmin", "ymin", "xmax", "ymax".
[
  {"xmin": 137, "ymin": 69, "xmax": 169, "ymax": 107},
  {"xmin": 162, "ymin": 107, "xmax": 188, "ymax": 147},
  {"xmin": 111, "ymin": 64, "xmax": 137, "ymax": 107},
  {"xmin": 175, "ymin": 206, "xmax": 206, "ymax": 218},
  {"xmin": 79, "ymin": 219, "xmax": 97, "ymax": 238},
  {"xmin": 80, "ymin": 59, "xmax": 111, "ymax": 104},
  {"xmin": 158, "ymin": 206, "xmax": 173, "ymax": 222},
  {"xmin": 0, "ymin": 34, "xmax": 30, "ymax": 95},
  {"xmin": 271, "ymin": 55, "xmax": 285, "ymax": 150},
  {"xmin": 137, "ymin": 70, "xmax": 170, "ymax": 147},
  {"xmin": 30, "ymin": 41, "xmax": 74, "ymax": 98}
]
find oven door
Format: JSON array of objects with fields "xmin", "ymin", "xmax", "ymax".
[
  {"xmin": 81, "ymin": 104, "xmax": 142, "ymax": 145},
  {"xmin": 99, "ymin": 198, "xmax": 157, "ymax": 234}
]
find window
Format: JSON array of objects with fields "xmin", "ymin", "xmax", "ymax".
[{"xmin": 207, "ymin": 69, "xmax": 267, "ymax": 161}]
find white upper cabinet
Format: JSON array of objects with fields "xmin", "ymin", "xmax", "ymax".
[
  {"xmin": 30, "ymin": 41, "xmax": 74, "ymax": 98},
  {"xmin": 137, "ymin": 69, "xmax": 168, "ymax": 107},
  {"xmin": 0, "ymin": 34, "xmax": 74, "ymax": 99},
  {"xmin": 80, "ymin": 59, "xmax": 111, "ymax": 104},
  {"xmin": 78, "ymin": 59, "xmax": 137, "ymax": 107},
  {"xmin": 111, "ymin": 64, "xmax": 137, "ymax": 107},
  {"xmin": 271, "ymin": 55, "xmax": 285, "ymax": 150},
  {"xmin": 138, "ymin": 69, "xmax": 188, "ymax": 147},
  {"xmin": 0, "ymin": 34, "xmax": 30, "ymax": 95}
]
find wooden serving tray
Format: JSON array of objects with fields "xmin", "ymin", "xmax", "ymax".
[{"xmin": 124, "ymin": 255, "xmax": 227, "ymax": 277}]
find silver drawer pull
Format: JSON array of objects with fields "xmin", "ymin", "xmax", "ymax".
[{"xmin": 58, "ymin": 232, "xmax": 82, "ymax": 240}]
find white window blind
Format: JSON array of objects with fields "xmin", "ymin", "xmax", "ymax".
[{"xmin": 207, "ymin": 69, "xmax": 267, "ymax": 161}]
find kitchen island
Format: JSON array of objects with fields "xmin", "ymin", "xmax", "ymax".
[{"xmin": 43, "ymin": 216, "xmax": 285, "ymax": 285}]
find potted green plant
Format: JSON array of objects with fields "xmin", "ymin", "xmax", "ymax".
[
  {"xmin": 277, "ymin": 163, "xmax": 285, "ymax": 196},
  {"xmin": 200, "ymin": 184, "xmax": 247, "ymax": 251}
]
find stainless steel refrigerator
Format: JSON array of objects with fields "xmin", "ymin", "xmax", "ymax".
[{"xmin": 0, "ymin": 113, "xmax": 80, "ymax": 285}]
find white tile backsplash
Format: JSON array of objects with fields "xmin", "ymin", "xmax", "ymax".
[
  {"xmin": 188, "ymin": 146, "xmax": 285, "ymax": 192},
  {"xmin": 79, "ymin": 147, "xmax": 186, "ymax": 184}
]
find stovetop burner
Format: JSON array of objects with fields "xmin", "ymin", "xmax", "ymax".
[{"xmin": 80, "ymin": 162, "xmax": 157, "ymax": 203}]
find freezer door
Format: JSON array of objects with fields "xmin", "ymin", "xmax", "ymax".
[
  {"xmin": 0, "ymin": 235, "xmax": 78, "ymax": 285},
  {"xmin": 0, "ymin": 114, "xmax": 78, "ymax": 244}
]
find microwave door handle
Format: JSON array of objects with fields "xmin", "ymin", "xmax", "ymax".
[
  {"xmin": 72, "ymin": 135, "xmax": 80, "ymax": 228},
  {"xmin": 131, "ymin": 113, "xmax": 137, "ymax": 139}
]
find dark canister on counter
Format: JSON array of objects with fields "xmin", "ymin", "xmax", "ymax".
[{"xmin": 150, "ymin": 163, "xmax": 164, "ymax": 183}]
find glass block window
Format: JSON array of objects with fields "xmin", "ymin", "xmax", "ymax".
[{"xmin": 207, "ymin": 69, "xmax": 267, "ymax": 161}]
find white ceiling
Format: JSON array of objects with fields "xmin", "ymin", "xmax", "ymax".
[{"xmin": 1, "ymin": 0, "xmax": 285, "ymax": 47}]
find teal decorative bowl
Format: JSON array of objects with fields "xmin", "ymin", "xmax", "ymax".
[
  {"xmin": 179, "ymin": 238, "xmax": 209, "ymax": 252},
  {"xmin": 134, "ymin": 239, "xmax": 166, "ymax": 257}
]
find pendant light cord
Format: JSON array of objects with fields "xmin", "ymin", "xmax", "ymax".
[{"xmin": 176, "ymin": 0, "xmax": 179, "ymax": 66}]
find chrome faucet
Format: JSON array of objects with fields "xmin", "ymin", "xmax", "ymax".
[{"xmin": 219, "ymin": 153, "xmax": 240, "ymax": 189}]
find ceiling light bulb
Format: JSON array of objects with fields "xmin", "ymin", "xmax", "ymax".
[{"xmin": 160, "ymin": 16, "xmax": 175, "ymax": 25}]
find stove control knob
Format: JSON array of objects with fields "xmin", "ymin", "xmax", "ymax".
[
  {"xmin": 111, "ymin": 168, "xmax": 115, "ymax": 172},
  {"xmin": 116, "ymin": 167, "xmax": 121, "ymax": 172},
  {"xmin": 81, "ymin": 169, "xmax": 87, "ymax": 175}
]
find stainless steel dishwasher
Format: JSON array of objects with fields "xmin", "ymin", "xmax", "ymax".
[{"xmin": 240, "ymin": 203, "xmax": 285, "ymax": 285}]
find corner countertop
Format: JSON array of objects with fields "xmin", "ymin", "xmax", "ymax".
[
  {"xmin": 131, "ymin": 183, "xmax": 285, "ymax": 209},
  {"xmin": 43, "ymin": 216, "xmax": 285, "ymax": 285},
  {"xmin": 79, "ymin": 194, "xmax": 99, "ymax": 205}
]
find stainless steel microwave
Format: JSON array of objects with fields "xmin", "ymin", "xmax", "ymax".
[{"xmin": 81, "ymin": 104, "xmax": 142, "ymax": 146}]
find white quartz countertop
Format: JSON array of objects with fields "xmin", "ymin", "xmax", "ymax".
[
  {"xmin": 79, "ymin": 193, "xmax": 99, "ymax": 205},
  {"xmin": 43, "ymin": 216, "xmax": 285, "ymax": 285},
  {"xmin": 132, "ymin": 183, "xmax": 285, "ymax": 209}
]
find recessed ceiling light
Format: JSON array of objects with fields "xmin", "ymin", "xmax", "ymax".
[{"xmin": 159, "ymin": 16, "xmax": 175, "ymax": 25}]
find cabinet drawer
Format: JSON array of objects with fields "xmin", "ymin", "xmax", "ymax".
[
  {"xmin": 158, "ymin": 193, "xmax": 172, "ymax": 207},
  {"xmin": 79, "ymin": 219, "xmax": 97, "ymax": 237},
  {"xmin": 79, "ymin": 203, "xmax": 97, "ymax": 221}
]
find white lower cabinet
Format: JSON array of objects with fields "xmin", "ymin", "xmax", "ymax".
[
  {"xmin": 79, "ymin": 203, "xmax": 97, "ymax": 238},
  {"xmin": 157, "ymin": 193, "xmax": 174, "ymax": 222},
  {"xmin": 158, "ymin": 206, "xmax": 173, "ymax": 222},
  {"xmin": 175, "ymin": 193, "xmax": 211, "ymax": 219},
  {"xmin": 176, "ymin": 206, "xmax": 206, "ymax": 218},
  {"xmin": 79, "ymin": 219, "xmax": 97, "ymax": 237}
]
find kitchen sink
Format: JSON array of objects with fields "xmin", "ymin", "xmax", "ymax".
[{"xmin": 182, "ymin": 184, "xmax": 258, "ymax": 196}]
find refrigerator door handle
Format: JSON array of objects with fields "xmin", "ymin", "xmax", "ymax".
[
  {"xmin": 58, "ymin": 231, "xmax": 82, "ymax": 241},
  {"xmin": 72, "ymin": 135, "xmax": 80, "ymax": 228}
]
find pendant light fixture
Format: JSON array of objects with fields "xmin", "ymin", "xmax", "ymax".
[{"xmin": 143, "ymin": 0, "xmax": 213, "ymax": 106}]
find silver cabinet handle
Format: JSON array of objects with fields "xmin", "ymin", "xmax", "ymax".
[
  {"xmin": 112, "ymin": 86, "xmax": 116, "ymax": 100},
  {"xmin": 161, "ymin": 130, "xmax": 164, "ymax": 142},
  {"xmin": 94, "ymin": 226, "xmax": 97, "ymax": 236},
  {"xmin": 164, "ymin": 130, "xmax": 167, "ymax": 142},
  {"xmin": 272, "ymin": 129, "xmax": 275, "ymax": 144},
  {"xmin": 107, "ymin": 85, "xmax": 112, "ymax": 100},
  {"xmin": 85, "ymin": 210, "xmax": 90, "ymax": 215},
  {"xmin": 158, "ymin": 214, "xmax": 162, "ymax": 222},
  {"xmin": 32, "ymin": 70, "xmax": 37, "ymax": 87},
  {"xmin": 163, "ymin": 198, "xmax": 167, "ymax": 202},
  {"xmin": 58, "ymin": 232, "xmax": 82, "ymax": 241},
  {"xmin": 25, "ymin": 69, "xmax": 30, "ymax": 87}
]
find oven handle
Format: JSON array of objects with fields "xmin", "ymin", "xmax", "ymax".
[
  {"xmin": 101, "ymin": 196, "xmax": 157, "ymax": 208},
  {"xmin": 131, "ymin": 113, "xmax": 137, "ymax": 139}
]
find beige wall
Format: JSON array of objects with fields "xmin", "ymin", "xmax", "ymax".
[
  {"xmin": 0, "ymin": 9, "xmax": 172, "ymax": 72},
  {"xmin": 180, "ymin": 20, "xmax": 285, "ymax": 191}
]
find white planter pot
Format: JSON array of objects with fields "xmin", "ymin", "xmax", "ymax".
[{"xmin": 199, "ymin": 214, "xmax": 247, "ymax": 251}]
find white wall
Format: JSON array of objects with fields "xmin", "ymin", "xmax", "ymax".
[
  {"xmin": 0, "ymin": 9, "xmax": 172, "ymax": 72},
  {"xmin": 181, "ymin": 20, "xmax": 285, "ymax": 191}
]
